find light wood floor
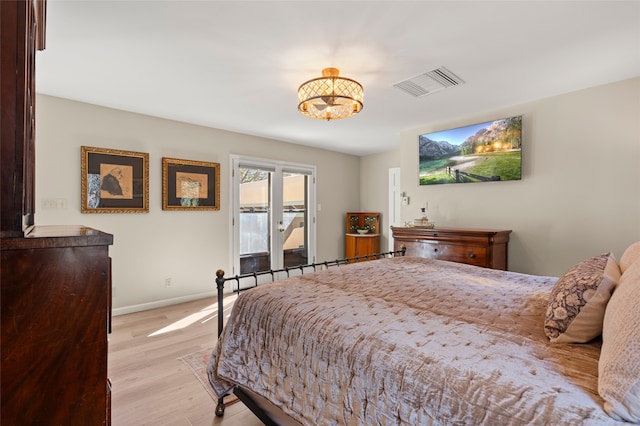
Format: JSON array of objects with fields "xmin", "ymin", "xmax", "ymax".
[{"xmin": 109, "ymin": 296, "xmax": 262, "ymax": 426}]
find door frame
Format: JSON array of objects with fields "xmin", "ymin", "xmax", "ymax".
[{"xmin": 388, "ymin": 167, "xmax": 401, "ymax": 251}]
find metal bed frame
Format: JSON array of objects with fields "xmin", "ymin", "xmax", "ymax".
[{"xmin": 213, "ymin": 247, "xmax": 406, "ymax": 420}]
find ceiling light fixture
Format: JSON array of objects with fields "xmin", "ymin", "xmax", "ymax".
[{"xmin": 298, "ymin": 68, "xmax": 363, "ymax": 121}]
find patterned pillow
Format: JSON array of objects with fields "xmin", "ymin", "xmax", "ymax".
[
  {"xmin": 620, "ymin": 241, "xmax": 640, "ymax": 274},
  {"xmin": 599, "ymin": 257, "xmax": 640, "ymax": 422},
  {"xmin": 544, "ymin": 253, "xmax": 620, "ymax": 343}
]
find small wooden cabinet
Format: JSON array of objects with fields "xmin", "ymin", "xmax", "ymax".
[
  {"xmin": 346, "ymin": 233, "xmax": 380, "ymax": 261},
  {"xmin": 391, "ymin": 226, "xmax": 511, "ymax": 270},
  {"xmin": 346, "ymin": 212, "xmax": 380, "ymax": 261}
]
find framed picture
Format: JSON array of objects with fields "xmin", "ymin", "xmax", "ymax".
[
  {"xmin": 162, "ymin": 157, "xmax": 220, "ymax": 211},
  {"xmin": 81, "ymin": 146, "xmax": 149, "ymax": 213}
]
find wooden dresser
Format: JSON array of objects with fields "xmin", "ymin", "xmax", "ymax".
[
  {"xmin": 346, "ymin": 212, "xmax": 380, "ymax": 261},
  {"xmin": 391, "ymin": 226, "xmax": 512, "ymax": 270},
  {"xmin": 1, "ymin": 226, "xmax": 113, "ymax": 424},
  {"xmin": 2, "ymin": 2, "xmax": 113, "ymax": 424}
]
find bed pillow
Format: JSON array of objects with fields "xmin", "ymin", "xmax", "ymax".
[
  {"xmin": 544, "ymin": 252, "xmax": 620, "ymax": 343},
  {"xmin": 620, "ymin": 241, "xmax": 640, "ymax": 274},
  {"xmin": 599, "ymin": 257, "xmax": 640, "ymax": 422}
]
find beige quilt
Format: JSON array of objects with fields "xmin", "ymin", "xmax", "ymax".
[{"xmin": 208, "ymin": 257, "xmax": 627, "ymax": 425}]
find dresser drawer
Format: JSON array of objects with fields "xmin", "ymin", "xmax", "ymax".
[
  {"xmin": 403, "ymin": 241, "xmax": 487, "ymax": 267},
  {"xmin": 438, "ymin": 244, "xmax": 487, "ymax": 267}
]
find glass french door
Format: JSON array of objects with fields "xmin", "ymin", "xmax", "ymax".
[{"xmin": 231, "ymin": 156, "xmax": 316, "ymax": 275}]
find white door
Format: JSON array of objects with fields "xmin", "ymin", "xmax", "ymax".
[
  {"xmin": 388, "ymin": 167, "xmax": 401, "ymax": 251},
  {"xmin": 231, "ymin": 155, "xmax": 316, "ymax": 275}
]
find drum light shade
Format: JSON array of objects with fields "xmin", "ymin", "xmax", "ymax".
[{"xmin": 297, "ymin": 68, "xmax": 364, "ymax": 121}]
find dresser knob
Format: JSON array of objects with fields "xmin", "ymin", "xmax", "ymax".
[{"xmin": 468, "ymin": 253, "xmax": 476, "ymax": 258}]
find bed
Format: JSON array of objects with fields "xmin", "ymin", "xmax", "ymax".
[{"xmin": 208, "ymin": 243, "xmax": 640, "ymax": 425}]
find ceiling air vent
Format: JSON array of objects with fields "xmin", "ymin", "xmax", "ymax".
[{"xmin": 393, "ymin": 66, "xmax": 465, "ymax": 97}]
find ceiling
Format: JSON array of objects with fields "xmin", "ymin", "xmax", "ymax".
[{"xmin": 36, "ymin": 1, "xmax": 640, "ymax": 156}]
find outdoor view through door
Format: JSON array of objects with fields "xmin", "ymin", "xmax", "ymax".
[{"xmin": 234, "ymin": 158, "xmax": 316, "ymax": 275}]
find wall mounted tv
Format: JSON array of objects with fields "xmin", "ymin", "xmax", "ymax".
[{"xmin": 418, "ymin": 115, "xmax": 522, "ymax": 185}]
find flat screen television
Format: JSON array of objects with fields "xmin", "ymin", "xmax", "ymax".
[{"xmin": 418, "ymin": 115, "xmax": 522, "ymax": 185}]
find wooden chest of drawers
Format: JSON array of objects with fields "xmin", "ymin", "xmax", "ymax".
[
  {"xmin": 1, "ymin": 226, "xmax": 113, "ymax": 425},
  {"xmin": 391, "ymin": 226, "xmax": 512, "ymax": 270}
]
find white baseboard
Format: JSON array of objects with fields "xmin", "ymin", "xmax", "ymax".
[{"xmin": 112, "ymin": 290, "xmax": 217, "ymax": 316}]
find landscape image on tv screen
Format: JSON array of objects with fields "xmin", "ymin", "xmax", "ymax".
[{"xmin": 418, "ymin": 115, "xmax": 522, "ymax": 186}]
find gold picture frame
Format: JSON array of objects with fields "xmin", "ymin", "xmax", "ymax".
[
  {"xmin": 162, "ymin": 157, "xmax": 220, "ymax": 211},
  {"xmin": 81, "ymin": 146, "xmax": 149, "ymax": 213}
]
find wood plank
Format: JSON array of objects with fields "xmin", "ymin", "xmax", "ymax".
[{"xmin": 109, "ymin": 296, "xmax": 262, "ymax": 426}]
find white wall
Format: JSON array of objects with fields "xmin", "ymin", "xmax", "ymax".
[
  {"xmin": 35, "ymin": 78, "xmax": 640, "ymax": 313},
  {"xmin": 35, "ymin": 95, "xmax": 360, "ymax": 314},
  {"xmin": 360, "ymin": 78, "xmax": 640, "ymax": 276}
]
